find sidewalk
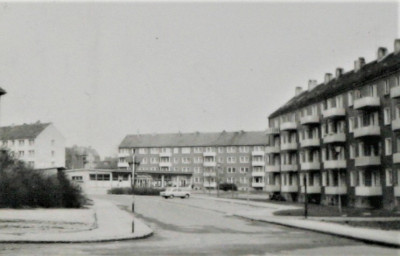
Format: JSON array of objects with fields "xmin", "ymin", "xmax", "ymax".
[
  {"xmin": 0, "ymin": 198, "xmax": 153, "ymax": 243},
  {"xmin": 193, "ymin": 194, "xmax": 400, "ymax": 247}
]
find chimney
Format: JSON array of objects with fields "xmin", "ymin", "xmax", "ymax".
[
  {"xmin": 377, "ymin": 47, "xmax": 388, "ymax": 61},
  {"xmin": 354, "ymin": 57, "xmax": 365, "ymax": 72},
  {"xmin": 395, "ymin": 39, "xmax": 400, "ymax": 54},
  {"xmin": 324, "ymin": 73, "xmax": 333, "ymax": 84},
  {"xmin": 295, "ymin": 86, "xmax": 303, "ymax": 96},
  {"xmin": 335, "ymin": 68, "xmax": 344, "ymax": 78},
  {"xmin": 308, "ymin": 80, "xmax": 317, "ymax": 91}
]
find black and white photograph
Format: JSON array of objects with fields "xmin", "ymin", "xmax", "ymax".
[{"xmin": 0, "ymin": 0, "xmax": 399, "ymax": 255}]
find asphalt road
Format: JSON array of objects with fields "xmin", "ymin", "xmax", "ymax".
[{"xmin": 0, "ymin": 194, "xmax": 399, "ymax": 256}]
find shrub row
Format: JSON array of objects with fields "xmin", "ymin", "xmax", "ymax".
[
  {"xmin": 108, "ymin": 187, "xmax": 164, "ymax": 195},
  {"xmin": 0, "ymin": 150, "xmax": 86, "ymax": 208}
]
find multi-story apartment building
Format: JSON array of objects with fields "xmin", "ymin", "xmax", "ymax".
[
  {"xmin": 266, "ymin": 39, "xmax": 400, "ymax": 209},
  {"xmin": 0, "ymin": 122, "xmax": 66, "ymax": 169},
  {"xmin": 118, "ymin": 131, "xmax": 269, "ymax": 191}
]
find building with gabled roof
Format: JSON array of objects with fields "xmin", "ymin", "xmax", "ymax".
[
  {"xmin": 266, "ymin": 39, "xmax": 400, "ymax": 209},
  {"xmin": 0, "ymin": 122, "xmax": 65, "ymax": 170},
  {"xmin": 118, "ymin": 131, "xmax": 269, "ymax": 190}
]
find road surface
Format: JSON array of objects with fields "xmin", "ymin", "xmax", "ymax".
[{"xmin": 0, "ymin": 194, "xmax": 398, "ymax": 256}]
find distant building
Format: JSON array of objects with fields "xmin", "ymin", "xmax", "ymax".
[
  {"xmin": 66, "ymin": 145, "xmax": 100, "ymax": 169},
  {"xmin": 0, "ymin": 122, "xmax": 65, "ymax": 169},
  {"xmin": 118, "ymin": 131, "xmax": 269, "ymax": 190},
  {"xmin": 266, "ymin": 39, "xmax": 400, "ymax": 208}
]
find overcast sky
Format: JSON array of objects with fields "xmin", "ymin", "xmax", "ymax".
[{"xmin": 0, "ymin": 1, "xmax": 398, "ymax": 157}]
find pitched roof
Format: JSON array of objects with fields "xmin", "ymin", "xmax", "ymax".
[
  {"xmin": 0, "ymin": 87, "xmax": 6, "ymax": 96},
  {"xmin": 0, "ymin": 123, "xmax": 51, "ymax": 140},
  {"xmin": 269, "ymin": 52, "xmax": 400, "ymax": 119},
  {"xmin": 119, "ymin": 131, "xmax": 269, "ymax": 148}
]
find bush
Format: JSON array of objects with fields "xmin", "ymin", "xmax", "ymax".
[
  {"xmin": 108, "ymin": 187, "xmax": 164, "ymax": 196},
  {"xmin": 218, "ymin": 183, "xmax": 238, "ymax": 191},
  {"xmin": 0, "ymin": 150, "xmax": 86, "ymax": 208}
]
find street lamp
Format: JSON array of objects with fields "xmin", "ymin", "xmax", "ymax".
[
  {"xmin": 216, "ymin": 162, "xmax": 221, "ymax": 197},
  {"xmin": 303, "ymin": 174, "xmax": 308, "ymax": 219},
  {"xmin": 129, "ymin": 154, "xmax": 141, "ymax": 213}
]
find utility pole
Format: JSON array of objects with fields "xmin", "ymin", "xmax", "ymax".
[
  {"xmin": 216, "ymin": 162, "xmax": 221, "ymax": 198},
  {"xmin": 338, "ymin": 171, "xmax": 342, "ymax": 214},
  {"xmin": 304, "ymin": 175, "xmax": 308, "ymax": 219}
]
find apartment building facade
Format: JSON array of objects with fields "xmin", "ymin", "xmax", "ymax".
[
  {"xmin": 266, "ymin": 39, "xmax": 400, "ymax": 209},
  {"xmin": 118, "ymin": 131, "xmax": 269, "ymax": 190},
  {"xmin": 0, "ymin": 122, "xmax": 66, "ymax": 169}
]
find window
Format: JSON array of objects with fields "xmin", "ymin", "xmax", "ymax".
[
  {"xmin": 227, "ymin": 146, "xmax": 236, "ymax": 153},
  {"xmin": 51, "ymin": 139, "xmax": 55, "ymax": 146},
  {"xmin": 227, "ymin": 167, "xmax": 236, "ymax": 173},
  {"xmin": 322, "ymin": 172, "xmax": 327, "ymax": 186},
  {"xmin": 29, "ymin": 139, "xmax": 34, "ymax": 146},
  {"xmin": 383, "ymin": 80, "xmax": 390, "ymax": 95},
  {"xmin": 19, "ymin": 140, "xmax": 24, "ymax": 146},
  {"xmin": 218, "ymin": 147, "xmax": 224, "ymax": 153},
  {"xmin": 384, "ymin": 108, "xmax": 391, "ymax": 125},
  {"xmin": 386, "ymin": 169, "xmax": 393, "ymax": 186},
  {"xmin": 173, "ymin": 148, "xmax": 179, "ymax": 154},
  {"xmin": 28, "ymin": 161, "xmax": 34, "ymax": 168},
  {"xmin": 385, "ymin": 138, "xmax": 392, "ymax": 156},
  {"xmin": 150, "ymin": 148, "xmax": 160, "ymax": 154},
  {"xmin": 182, "ymin": 147, "xmax": 191, "ymax": 154},
  {"xmin": 348, "ymin": 91, "xmax": 354, "ymax": 106},
  {"xmin": 240, "ymin": 167, "xmax": 249, "ymax": 173},
  {"xmin": 51, "ymin": 150, "xmax": 55, "ymax": 157},
  {"xmin": 139, "ymin": 148, "xmax": 147, "ymax": 154},
  {"xmin": 182, "ymin": 157, "xmax": 191, "ymax": 164},
  {"xmin": 227, "ymin": 156, "xmax": 236, "ymax": 163},
  {"xmin": 18, "ymin": 151, "xmax": 24, "ymax": 157},
  {"xmin": 350, "ymin": 171, "xmax": 356, "ymax": 187},
  {"xmin": 350, "ymin": 144, "xmax": 355, "ymax": 159},
  {"xmin": 194, "ymin": 147, "xmax": 202, "ymax": 153},
  {"xmin": 349, "ymin": 117, "xmax": 354, "ymax": 132},
  {"xmin": 28, "ymin": 150, "xmax": 35, "ymax": 157}
]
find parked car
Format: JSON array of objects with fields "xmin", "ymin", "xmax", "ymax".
[{"xmin": 160, "ymin": 188, "xmax": 191, "ymax": 199}]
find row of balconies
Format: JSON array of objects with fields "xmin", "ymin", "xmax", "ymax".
[{"xmin": 120, "ymin": 150, "xmax": 268, "ymax": 158}]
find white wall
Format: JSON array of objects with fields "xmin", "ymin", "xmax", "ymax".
[{"xmin": 35, "ymin": 124, "xmax": 65, "ymax": 169}]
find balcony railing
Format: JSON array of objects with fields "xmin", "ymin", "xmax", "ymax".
[
  {"xmin": 354, "ymin": 96, "xmax": 380, "ymax": 110},
  {"xmin": 355, "ymin": 156, "xmax": 381, "ymax": 167},
  {"xmin": 395, "ymin": 186, "xmax": 400, "ymax": 197},
  {"xmin": 322, "ymin": 108, "xmax": 346, "ymax": 119},
  {"xmin": 203, "ymin": 151, "xmax": 216, "ymax": 157},
  {"xmin": 265, "ymin": 184, "xmax": 280, "ymax": 192},
  {"xmin": 393, "ymin": 153, "xmax": 400, "ymax": 164},
  {"xmin": 266, "ymin": 127, "xmax": 280, "ymax": 135},
  {"xmin": 252, "ymin": 182, "xmax": 265, "ymax": 188},
  {"xmin": 355, "ymin": 186, "xmax": 383, "ymax": 196},
  {"xmin": 281, "ymin": 185, "xmax": 298, "ymax": 193},
  {"xmin": 280, "ymin": 121, "xmax": 297, "ymax": 131},
  {"xmin": 159, "ymin": 162, "xmax": 172, "ymax": 167},
  {"xmin": 203, "ymin": 161, "xmax": 216, "ymax": 167},
  {"xmin": 300, "ymin": 138, "xmax": 320, "ymax": 148},
  {"xmin": 252, "ymin": 171, "xmax": 265, "ymax": 177},
  {"xmin": 300, "ymin": 162, "xmax": 321, "ymax": 171},
  {"xmin": 252, "ymin": 161, "xmax": 265, "ymax": 167},
  {"xmin": 252, "ymin": 150, "xmax": 265, "ymax": 156},
  {"xmin": 280, "ymin": 142, "xmax": 298, "ymax": 151},
  {"xmin": 118, "ymin": 152, "xmax": 130, "ymax": 158},
  {"xmin": 301, "ymin": 186, "xmax": 321, "ymax": 194},
  {"xmin": 266, "ymin": 165, "xmax": 280, "ymax": 172},
  {"xmin": 323, "ymin": 133, "xmax": 346, "ymax": 144},
  {"xmin": 392, "ymin": 119, "xmax": 400, "ymax": 131},
  {"xmin": 203, "ymin": 182, "xmax": 217, "ymax": 187},
  {"xmin": 323, "ymin": 159, "xmax": 347, "ymax": 169},
  {"xmin": 159, "ymin": 152, "xmax": 172, "ymax": 157},
  {"xmin": 266, "ymin": 145, "xmax": 280, "ymax": 154},
  {"xmin": 325, "ymin": 186, "xmax": 347, "ymax": 195},
  {"xmin": 117, "ymin": 162, "xmax": 129, "ymax": 168},
  {"xmin": 300, "ymin": 115, "xmax": 320, "ymax": 125},
  {"xmin": 203, "ymin": 172, "xmax": 216, "ymax": 177},
  {"xmin": 390, "ymin": 86, "xmax": 400, "ymax": 98},
  {"xmin": 353, "ymin": 126, "xmax": 381, "ymax": 138},
  {"xmin": 281, "ymin": 164, "xmax": 298, "ymax": 172}
]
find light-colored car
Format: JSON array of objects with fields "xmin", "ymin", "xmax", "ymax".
[{"xmin": 160, "ymin": 188, "xmax": 190, "ymax": 199}]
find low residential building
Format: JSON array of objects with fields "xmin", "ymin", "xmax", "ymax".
[
  {"xmin": 66, "ymin": 145, "xmax": 100, "ymax": 169},
  {"xmin": 266, "ymin": 39, "xmax": 400, "ymax": 208},
  {"xmin": 65, "ymin": 168, "xmax": 132, "ymax": 195},
  {"xmin": 0, "ymin": 122, "xmax": 65, "ymax": 170},
  {"xmin": 118, "ymin": 131, "xmax": 269, "ymax": 190}
]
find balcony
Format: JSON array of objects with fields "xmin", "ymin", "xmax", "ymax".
[
  {"xmin": 280, "ymin": 142, "xmax": 298, "ymax": 151},
  {"xmin": 281, "ymin": 185, "xmax": 298, "ymax": 193},
  {"xmin": 159, "ymin": 152, "xmax": 172, "ymax": 157},
  {"xmin": 355, "ymin": 156, "xmax": 381, "ymax": 167},
  {"xmin": 353, "ymin": 126, "xmax": 381, "ymax": 138},
  {"xmin": 301, "ymin": 186, "xmax": 321, "ymax": 194},
  {"xmin": 266, "ymin": 127, "xmax": 280, "ymax": 135},
  {"xmin": 266, "ymin": 165, "xmax": 280, "ymax": 172},
  {"xmin": 300, "ymin": 162, "xmax": 321, "ymax": 171},
  {"xmin": 395, "ymin": 186, "xmax": 400, "ymax": 197},
  {"xmin": 252, "ymin": 150, "xmax": 265, "ymax": 156},
  {"xmin": 281, "ymin": 164, "xmax": 298, "ymax": 172},
  {"xmin": 300, "ymin": 115, "xmax": 320, "ymax": 125},
  {"xmin": 252, "ymin": 182, "xmax": 265, "ymax": 188},
  {"xmin": 203, "ymin": 151, "xmax": 216, "ymax": 157},
  {"xmin": 280, "ymin": 121, "xmax": 297, "ymax": 131},
  {"xmin": 203, "ymin": 172, "xmax": 216, "ymax": 177},
  {"xmin": 322, "ymin": 108, "xmax": 346, "ymax": 119},
  {"xmin": 300, "ymin": 138, "xmax": 320, "ymax": 148},
  {"xmin": 252, "ymin": 171, "xmax": 265, "ymax": 177},
  {"xmin": 392, "ymin": 119, "xmax": 400, "ymax": 131},
  {"xmin": 266, "ymin": 145, "xmax": 280, "ymax": 154},
  {"xmin": 325, "ymin": 186, "xmax": 347, "ymax": 195},
  {"xmin": 266, "ymin": 184, "xmax": 280, "ymax": 192},
  {"xmin": 252, "ymin": 161, "xmax": 265, "ymax": 167},
  {"xmin": 390, "ymin": 86, "xmax": 400, "ymax": 98},
  {"xmin": 118, "ymin": 152, "xmax": 130, "ymax": 158},
  {"xmin": 323, "ymin": 133, "xmax": 346, "ymax": 144},
  {"xmin": 117, "ymin": 162, "xmax": 129, "ymax": 168},
  {"xmin": 324, "ymin": 159, "xmax": 347, "ymax": 169},
  {"xmin": 355, "ymin": 186, "xmax": 383, "ymax": 196},
  {"xmin": 354, "ymin": 97, "xmax": 380, "ymax": 110},
  {"xmin": 203, "ymin": 161, "xmax": 216, "ymax": 167},
  {"xmin": 203, "ymin": 182, "xmax": 217, "ymax": 188},
  {"xmin": 159, "ymin": 162, "xmax": 172, "ymax": 168},
  {"xmin": 393, "ymin": 153, "xmax": 400, "ymax": 164}
]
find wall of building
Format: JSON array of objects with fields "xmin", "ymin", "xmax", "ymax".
[{"xmin": 35, "ymin": 124, "xmax": 65, "ymax": 169}]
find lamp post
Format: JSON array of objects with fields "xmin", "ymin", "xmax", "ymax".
[
  {"xmin": 216, "ymin": 162, "xmax": 221, "ymax": 198},
  {"xmin": 130, "ymin": 154, "xmax": 141, "ymax": 213},
  {"xmin": 304, "ymin": 174, "xmax": 308, "ymax": 219}
]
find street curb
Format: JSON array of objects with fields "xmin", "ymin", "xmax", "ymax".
[
  {"xmin": 233, "ymin": 214, "xmax": 400, "ymax": 248},
  {"xmin": 0, "ymin": 231, "xmax": 154, "ymax": 244}
]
